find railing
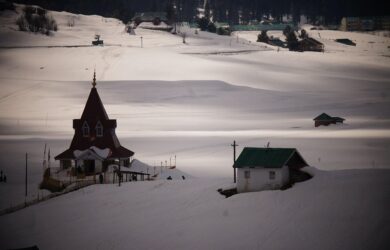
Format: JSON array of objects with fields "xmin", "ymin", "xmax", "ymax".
[{"xmin": 0, "ymin": 179, "xmax": 96, "ymax": 216}]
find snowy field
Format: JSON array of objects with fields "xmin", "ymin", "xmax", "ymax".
[
  {"xmin": 0, "ymin": 167, "xmax": 389, "ymax": 249},
  {"xmin": 0, "ymin": 5, "xmax": 390, "ymax": 246}
]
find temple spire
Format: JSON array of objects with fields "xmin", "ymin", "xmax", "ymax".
[{"xmin": 92, "ymin": 70, "xmax": 96, "ymax": 88}]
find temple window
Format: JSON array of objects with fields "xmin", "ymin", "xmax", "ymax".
[
  {"xmin": 82, "ymin": 121, "xmax": 90, "ymax": 137},
  {"xmin": 96, "ymin": 121, "xmax": 103, "ymax": 137}
]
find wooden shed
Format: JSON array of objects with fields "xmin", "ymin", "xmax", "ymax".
[{"xmin": 313, "ymin": 113, "xmax": 345, "ymax": 127}]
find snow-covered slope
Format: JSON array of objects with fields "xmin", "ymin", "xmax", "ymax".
[
  {"xmin": 0, "ymin": 5, "xmax": 389, "ymax": 210},
  {"xmin": 130, "ymin": 159, "xmax": 191, "ymax": 180},
  {"xmin": 0, "ymin": 167, "xmax": 389, "ymax": 250}
]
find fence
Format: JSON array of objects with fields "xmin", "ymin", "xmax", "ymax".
[{"xmin": 0, "ymin": 179, "xmax": 95, "ymax": 216}]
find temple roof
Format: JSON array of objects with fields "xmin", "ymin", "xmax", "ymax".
[{"xmin": 55, "ymin": 73, "xmax": 134, "ymax": 160}]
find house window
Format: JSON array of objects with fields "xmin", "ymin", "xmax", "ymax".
[
  {"xmin": 82, "ymin": 121, "xmax": 89, "ymax": 137},
  {"xmin": 269, "ymin": 171, "xmax": 276, "ymax": 180},
  {"xmin": 244, "ymin": 170, "xmax": 250, "ymax": 179},
  {"xmin": 95, "ymin": 121, "xmax": 103, "ymax": 137}
]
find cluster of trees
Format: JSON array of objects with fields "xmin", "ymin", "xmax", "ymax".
[
  {"xmin": 257, "ymin": 27, "xmax": 310, "ymax": 51},
  {"xmin": 204, "ymin": 0, "xmax": 388, "ymax": 25},
  {"xmin": 16, "ymin": 6, "xmax": 57, "ymax": 35},
  {"xmin": 14, "ymin": 0, "xmax": 389, "ymax": 25},
  {"xmin": 14, "ymin": 0, "xmax": 201, "ymax": 23}
]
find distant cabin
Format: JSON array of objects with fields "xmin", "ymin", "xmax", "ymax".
[
  {"xmin": 233, "ymin": 147, "xmax": 308, "ymax": 193},
  {"xmin": 313, "ymin": 113, "xmax": 345, "ymax": 127},
  {"xmin": 268, "ymin": 37, "xmax": 287, "ymax": 48},
  {"xmin": 297, "ymin": 37, "xmax": 324, "ymax": 52},
  {"xmin": 132, "ymin": 12, "xmax": 168, "ymax": 27},
  {"xmin": 340, "ymin": 17, "xmax": 376, "ymax": 31},
  {"xmin": 335, "ymin": 38, "xmax": 356, "ymax": 46},
  {"xmin": 215, "ymin": 22, "xmax": 231, "ymax": 35}
]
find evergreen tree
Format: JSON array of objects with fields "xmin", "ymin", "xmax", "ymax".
[
  {"xmin": 257, "ymin": 30, "xmax": 269, "ymax": 43},
  {"xmin": 197, "ymin": 17, "xmax": 209, "ymax": 31},
  {"xmin": 286, "ymin": 31, "xmax": 299, "ymax": 51},
  {"xmin": 204, "ymin": 0, "xmax": 211, "ymax": 20}
]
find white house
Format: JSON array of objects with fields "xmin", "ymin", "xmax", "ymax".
[{"xmin": 233, "ymin": 147, "xmax": 308, "ymax": 193}]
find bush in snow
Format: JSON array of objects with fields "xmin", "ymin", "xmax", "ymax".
[
  {"xmin": 207, "ymin": 22, "xmax": 216, "ymax": 33},
  {"xmin": 16, "ymin": 6, "xmax": 58, "ymax": 35},
  {"xmin": 181, "ymin": 32, "xmax": 187, "ymax": 43},
  {"xmin": 300, "ymin": 29, "xmax": 308, "ymax": 39},
  {"xmin": 283, "ymin": 25, "xmax": 293, "ymax": 37},
  {"xmin": 257, "ymin": 30, "xmax": 269, "ymax": 43},
  {"xmin": 217, "ymin": 27, "xmax": 231, "ymax": 36},
  {"xmin": 286, "ymin": 31, "xmax": 299, "ymax": 51}
]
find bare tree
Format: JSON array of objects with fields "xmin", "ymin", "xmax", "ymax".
[{"xmin": 181, "ymin": 32, "xmax": 187, "ymax": 44}]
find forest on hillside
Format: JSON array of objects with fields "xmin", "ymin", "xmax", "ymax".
[{"xmin": 13, "ymin": 0, "xmax": 390, "ymax": 24}]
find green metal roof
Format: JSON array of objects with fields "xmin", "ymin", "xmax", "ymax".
[
  {"xmin": 232, "ymin": 23, "xmax": 296, "ymax": 31},
  {"xmin": 333, "ymin": 117, "xmax": 345, "ymax": 122},
  {"xmin": 233, "ymin": 147, "xmax": 298, "ymax": 168},
  {"xmin": 313, "ymin": 113, "xmax": 333, "ymax": 121}
]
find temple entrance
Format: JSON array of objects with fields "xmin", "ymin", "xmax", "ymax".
[{"xmin": 84, "ymin": 160, "xmax": 95, "ymax": 174}]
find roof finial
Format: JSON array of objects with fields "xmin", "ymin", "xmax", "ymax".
[{"xmin": 92, "ymin": 69, "xmax": 96, "ymax": 88}]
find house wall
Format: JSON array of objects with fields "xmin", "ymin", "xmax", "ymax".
[
  {"xmin": 315, "ymin": 120, "xmax": 335, "ymax": 127},
  {"xmin": 60, "ymin": 160, "xmax": 73, "ymax": 170},
  {"xmin": 236, "ymin": 166, "xmax": 289, "ymax": 193}
]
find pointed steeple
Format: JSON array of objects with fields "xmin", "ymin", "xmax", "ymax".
[
  {"xmin": 54, "ymin": 71, "xmax": 134, "ymax": 160},
  {"xmin": 92, "ymin": 70, "xmax": 97, "ymax": 88},
  {"xmin": 81, "ymin": 74, "xmax": 109, "ymax": 121}
]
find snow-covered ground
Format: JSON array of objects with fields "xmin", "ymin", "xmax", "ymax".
[
  {"xmin": 0, "ymin": 4, "xmax": 390, "ymax": 214},
  {"xmin": 0, "ymin": 167, "xmax": 389, "ymax": 250}
]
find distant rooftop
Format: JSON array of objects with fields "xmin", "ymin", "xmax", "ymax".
[
  {"xmin": 132, "ymin": 12, "xmax": 168, "ymax": 22},
  {"xmin": 233, "ymin": 147, "xmax": 308, "ymax": 169}
]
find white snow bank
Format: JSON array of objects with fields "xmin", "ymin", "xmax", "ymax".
[
  {"xmin": 0, "ymin": 168, "xmax": 389, "ymax": 250},
  {"xmin": 73, "ymin": 146, "xmax": 110, "ymax": 159},
  {"xmin": 130, "ymin": 158, "xmax": 191, "ymax": 180}
]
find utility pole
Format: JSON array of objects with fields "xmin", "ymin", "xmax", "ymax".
[
  {"xmin": 231, "ymin": 140, "xmax": 238, "ymax": 183},
  {"xmin": 25, "ymin": 153, "xmax": 28, "ymax": 201},
  {"xmin": 140, "ymin": 36, "xmax": 143, "ymax": 48},
  {"xmin": 118, "ymin": 163, "xmax": 121, "ymax": 187}
]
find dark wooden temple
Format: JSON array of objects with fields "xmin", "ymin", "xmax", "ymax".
[{"xmin": 55, "ymin": 72, "xmax": 134, "ymax": 176}]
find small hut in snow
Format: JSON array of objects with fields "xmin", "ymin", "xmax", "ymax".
[
  {"xmin": 314, "ymin": 113, "xmax": 345, "ymax": 127},
  {"xmin": 233, "ymin": 147, "xmax": 308, "ymax": 193}
]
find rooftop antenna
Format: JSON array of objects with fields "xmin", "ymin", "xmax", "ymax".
[{"xmin": 231, "ymin": 140, "xmax": 238, "ymax": 183}]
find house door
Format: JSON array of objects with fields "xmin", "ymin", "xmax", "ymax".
[{"xmin": 84, "ymin": 160, "xmax": 95, "ymax": 174}]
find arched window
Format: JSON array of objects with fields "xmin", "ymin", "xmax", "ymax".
[
  {"xmin": 96, "ymin": 121, "xmax": 103, "ymax": 137},
  {"xmin": 82, "ymin": 121, "xmax": 89, "ymax": 137}
]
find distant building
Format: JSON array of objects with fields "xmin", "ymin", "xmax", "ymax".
[
  {"xmin": 340, "ymin": 17, "xmax": 375, "ymax": 31},
  {"xmin": 313, "ymin": 113, "xmax": 345, "ymax": 127},
  {"xmin": 215, "ymin": 22, "xmax": 231, "ymax": 35},
  {"xmin": 233, "ymin": 147, "xmax": 308, "ymax": 193},
  {"xmin": 297, "ymin": 37, "xmax": 324, "ymax": 52},
  {"xmin": 374, "ymin": 16, "xmax": 390, "ymax": 30},
  {"xmin": 132, "ymin": 12, "xmax": 168, "ymax": 26},
  {"xmin": 55, "ymin": 72, "xmax": 134, "ymax": 177},
  {"xmin": 335, "ymin": 38, "xmax": 356, "ymax": 46},
  {"xmin": 232, "ymin": 23, "xmax": 296, "ymax": 32},
  {"xmin": 268, "ymin": 37, "xmax": 286, "ymax": 48}
]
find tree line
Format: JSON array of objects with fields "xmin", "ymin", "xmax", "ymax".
[{"xmin": 14, "ymin": 0, "xmax": 389, "ymax": 24}]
